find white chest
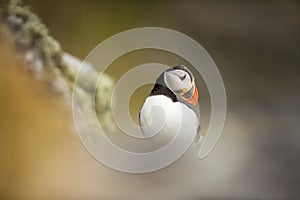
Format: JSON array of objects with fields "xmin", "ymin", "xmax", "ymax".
[{"xmin": 139, "ymin": 95, "xmax": 198, "ymax": 143}]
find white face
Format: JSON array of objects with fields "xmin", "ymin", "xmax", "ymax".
[{"xmin": 164, "ymin": 69, "xmax": 193, "ymax": 94}]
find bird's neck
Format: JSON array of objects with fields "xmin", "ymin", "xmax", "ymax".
[{"xmin": 149, "ymin": 73, "xmax": 178, "ymax": 102}]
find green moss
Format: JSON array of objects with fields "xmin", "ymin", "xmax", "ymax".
[
  {"xmin": 7, "ymin": 0, "xmax": 62, "ymax": 67},
  {"xmin": 2, "ymin": 0, "xmax": 116, "ymax": 130}
]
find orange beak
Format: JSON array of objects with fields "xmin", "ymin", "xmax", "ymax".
[
  {"xmin": 186, "ymin": 85, "xmax": 198, "ymax": 106},
  {"xmin": 182, "ymin": 82, "xmax": 199, "ymax": 106}
]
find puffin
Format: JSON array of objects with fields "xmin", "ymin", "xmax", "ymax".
[{"xmin": 139, "ymin": 65, "xmax": 201, "ymax": 144}]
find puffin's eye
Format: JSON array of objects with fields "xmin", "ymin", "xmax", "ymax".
[{"xmin": 179, "ymin": 74, "xmax": 186, "ymax": 81}]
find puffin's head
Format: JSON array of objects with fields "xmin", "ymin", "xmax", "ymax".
[{"xmin": 164, "ymin": 65, "xmax": 199, "ymax": 106}]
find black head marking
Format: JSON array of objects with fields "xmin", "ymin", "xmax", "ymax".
[{"xmin": 167, "ymin": 65, "xmax": 194, "ymax": 82}]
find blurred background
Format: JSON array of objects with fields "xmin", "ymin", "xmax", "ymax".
[{"xmin": 0, "ymin": 0, "xmax": 299, "ymax": 199}]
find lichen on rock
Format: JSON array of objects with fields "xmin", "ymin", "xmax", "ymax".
[{"xmin": 1, "ymin": 0, "xmax": 116, "ymax": 131}]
